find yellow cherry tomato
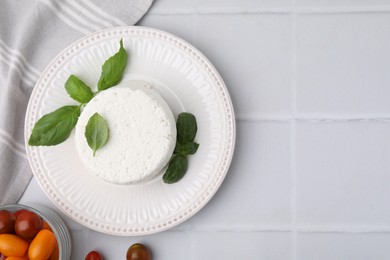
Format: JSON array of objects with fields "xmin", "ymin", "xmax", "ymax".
[
  {"xmin": 0, "ymin": 234, "xmax": 28, "ymax": 257},
  {"xmin": 28, "ymin": 229, "xmax": 56, "ymax": 260},
  {"xmin": 5, "ymin": 257, "xmax": 29, "ymax": 260}
]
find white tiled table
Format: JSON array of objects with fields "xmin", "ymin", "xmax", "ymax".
[{"xmin": 20, "ymin": 0, "xmax": 390, "ymax": 259}]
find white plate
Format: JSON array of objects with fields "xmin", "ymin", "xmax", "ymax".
[{"xmin": 25, "ymin": 26, "xmax": 235, "ymax": 236}]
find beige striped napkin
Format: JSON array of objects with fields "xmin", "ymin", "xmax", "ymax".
[{"xmin": 0, "ymin": 0, "xmax": 153, "ymax": 204}]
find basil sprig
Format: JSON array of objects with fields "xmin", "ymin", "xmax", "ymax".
[
  {"xmin": 28, "ymin": 106, "xmax": 81, "ymax": 146},
  {"xmin": 29, "ymin": 39, "xmax": 127, "ymax": 148},
  {"xmin": 176, "ymin": 113, "xmax": 197, "ymax": 144},
  {"xmin": 98, "ymin": 39, "xmax": 128, "ymax": 91},
  {"xmin": 163, "ymin": 112, "xmax": 199, "ymax": 184},
  {"xmin": 65, "ymin": 75, "xmax": 94, "ymax": 104},
  {"xmin": 85, "ymin": 113, "xmax": 109, "ymax": 156},
  {"xmin": 174, "ymin": 141, "xmax": 199, "ymax": 156},
  {"xmin": 163, "ymin": 155, "xmax": 188, "ymax": 184}
]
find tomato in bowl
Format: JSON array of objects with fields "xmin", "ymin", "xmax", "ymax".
[{"xmin": 0, "ymin": 204, "xmax": 71, "ymax": 259}]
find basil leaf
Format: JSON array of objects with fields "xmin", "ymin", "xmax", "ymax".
[
  {"xmin": 85, "ymin": 112, "xmax": 109, "ymax": 156},
  {"xmin": 174, "ymin": 141, "xmax": 199, "ymax": 156},
  {"xmin": 65, "ymin": 75, "xmax": 94, "ymax": 104},
  {"xmin": 97, "ymin": 39, "xmax": 128, "ymax": 91},
  {"xmin": 176, "ymin": 112, "xmax": 197, "ymax": 143},
  {"xmin": 163, "ymin": 155, "xmax": 188, "ymax": 184},
  {"xmin": 163, "ymin": 113, "xmax": 198, "ymax": 184},
  {"xmin": 28, "ymin": 106, "xmax": 80, "ymax": 146}
]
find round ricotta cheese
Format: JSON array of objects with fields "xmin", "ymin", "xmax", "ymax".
[{"xmin": 75, "ymin": 81, "xmax": 176, "ymax": 184}]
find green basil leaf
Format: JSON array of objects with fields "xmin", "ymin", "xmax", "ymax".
[
  {"xmin": 176, "ymin": 112, "xmax": 197, "ymax": 143},
  {"xmin": 28, "ymin": 106, "xmax": 81, "ymax": 146},
  {"xmin": 97, "ymin": 39, "xmax": 128, "ymax": 91},
  {"xmin": 85, "ymin": 112, "xmax": 109, "ymax": 156},
  {"xmin": 65, "ymin": 75, "xmax": 94, "ymax": 104},
  {"xmin": 174, "ymin": 141, "xmax": 199, "ymax": 156},
  {"xmin": 163, "ymin": 155, "xmax": 188, "ymax": 184}
]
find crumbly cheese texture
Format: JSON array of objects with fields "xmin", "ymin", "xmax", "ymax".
[{"xmin": 75, "ymin": 81, "xmax": 176, "ymax": 184}]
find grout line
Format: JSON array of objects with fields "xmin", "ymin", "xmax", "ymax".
[
  {"xmin": 297, "ymin": 226, "xmax": 390, "ymax": 233},
  {"xmin": 296, "ymin": 6, "xmax": 390, "ymax": 14},
  {"xmin": 148, "ymin": 7, "xmax": 291, "ymax": 15},
  {"xmin": 236, "ymin": 115, "xmax": 390, "ymax": 122},
  {"xmin": 296, "ymin": 117, "xmax": 390, "ymax": 123},
  {"xmin": 164, "ymin": 226, "xmax": 390, "ymax": 233},
  {"xmin": 237, "ymin": 115, "xmax": 293, "ymax": 122},
  {"xmin": 147, "ymin": 6, "xmax": 390, "ymax": 15},
  {"xmin": 147, "ymin": 9, "xmax": 194, "ymax": 15},
  {"xmin": 195, "ymin": 7, "xmax": 291, "ymax": 15},
  {"xmin": 290, "ymin": 0, "xmax": 298, "ymax": 258},
  {"xmin": 172, "ymin": 226, "xmax": 293, "ymax": 232}
]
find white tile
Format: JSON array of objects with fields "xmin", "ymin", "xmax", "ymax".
[
  {"xmin": 148, "ymin": 0, "xmax": 195, "ymax": 12},
  {"xmin": 296, "ymin": 0, "xmax": 390, "ymax": 7},
  {"xmin": 70, "ymin": 230, "xmax": 87, "ymax": 259},
  {"xmin": 296, "ymin": 121, "xmax": 390, "ymax": 226},
  {"xmin": 192, "ymin": 232, "xmax": 291, "ymax": 260},
  {"xmin": 296, "ymin": 13, "xmax": 390, "ymax": 115},
  {"xmin": 297, "ymin": 232, "xmax": 390, "ymax": 260},
  {"xmin": 137, "ymin": 14, "xmax": 194, "ymax": 43},
  {"xmin": 19, "ymin": 178, "xmax": 52, "ymax": 205},
  {"xmin": 141, "ymin": 231, "xmax": 191, "ymax": 259},
  {"xmin": 196, "ymin": 0, "xmax": 291, "ymax": 9},
  {"xmin": 73, "ymin": 230, "xmax": 190, "ymax": 259},
  {"xmin": 192, "ymin": 121, "xmax": 291, "ymax": 227},
  {"xmin": 195, "ymin": 14, "xmax": 292, "ymax": 117},
  {"xmin": 78, "ymin": 230, "xmax": 133, "ymax": 259}
]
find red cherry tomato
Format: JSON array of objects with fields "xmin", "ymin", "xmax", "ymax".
[
  {"xmin": 126, "ymin": 243, "xmax": 151, "ymax": 260},
  {"xmin": 0, "ymin": 210, "xmax": 15, "ymax": 234},
  {"xmin": 85, "ymin": 251, "xmax": 103, "ymax": 260},
  {"xmin": 14, "ymin": 211, "xmax": 42, "ymax": 239},
  {"xmin": 12, "ymin": 210, "xmax": 29, "ymax": 219}
]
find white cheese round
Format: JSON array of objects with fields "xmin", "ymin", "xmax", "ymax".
[{"xmin": 75, "ymin": 81, "xmax": 176, "ymax": 184}]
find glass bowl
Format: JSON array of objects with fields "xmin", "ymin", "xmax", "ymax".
[{"xmin": 0, "ymin": 204, "xmax": 71, "ymax": 260}]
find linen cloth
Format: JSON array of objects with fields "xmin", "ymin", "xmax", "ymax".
[{"xmin": 0, "ymin": 0, "xmax": 153, "ymax": 204}]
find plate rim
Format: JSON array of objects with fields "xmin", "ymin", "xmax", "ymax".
[{"xmin": 25, "ymin": 26, "xmax": 236, "ymax": 236}]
